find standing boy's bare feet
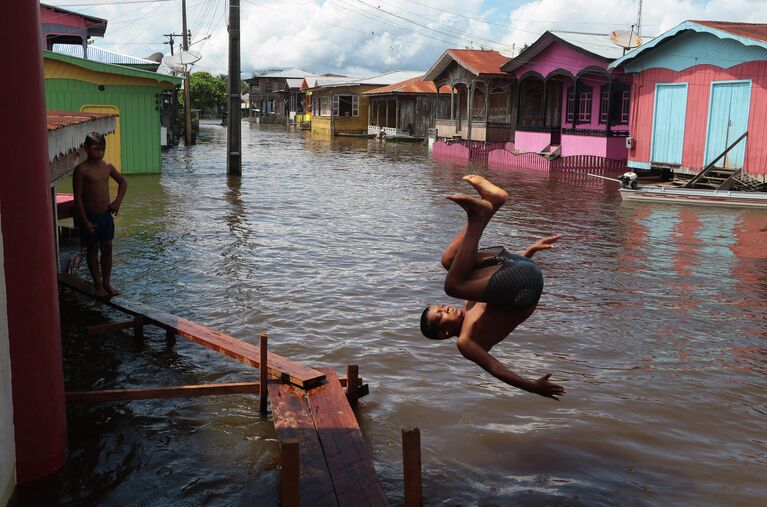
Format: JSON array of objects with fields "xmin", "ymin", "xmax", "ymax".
[
  {"xmin": 446, "ymin": 193, "xmax": 493, "ymax": 219},
  {"xmin": 462, "ymin": 175, "xmax": 508, "ymax": 210},
  {"xmin": 94, "ymin": 283, "xmax": 108, "ymax": 298},
  {"xmin": 104, "ymin": 284, "xmax": 121, "ymax": 297}
]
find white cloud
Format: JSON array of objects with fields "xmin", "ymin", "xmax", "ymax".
[{"xmin": 46, "ymin": 0, "xmax": 767, "ymax": 77}]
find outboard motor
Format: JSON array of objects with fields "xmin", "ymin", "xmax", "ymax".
[{"xmin": 618, "ymin": 171, "xmax": 638, "ymax": 190}]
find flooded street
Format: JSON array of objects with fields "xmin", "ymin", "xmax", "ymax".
[{"xmin": 47, "ymin": 121, "xmax": 767, "ymax": 505}]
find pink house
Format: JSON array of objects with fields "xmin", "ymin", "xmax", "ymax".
[{"xmin": 492, "ymin": 31, "xmax": 632, "ymax": 171}]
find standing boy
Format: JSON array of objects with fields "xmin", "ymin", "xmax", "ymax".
[{"xmin": 73, "ymin": 132, "xmax": 127, "ymax": 297}]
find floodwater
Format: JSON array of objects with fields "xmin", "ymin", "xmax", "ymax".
[{"xmin": 29, "ymin": 122, "xmax": 767, "ymax": 505}]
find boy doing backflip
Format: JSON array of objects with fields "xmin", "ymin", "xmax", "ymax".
[
  {"xmin": 420, "ymin": 175, "xmax": 565, "ymax": 399},
  {"xmin": 73, "ymin": 132, "xmax": 127, "ymax": 297}
]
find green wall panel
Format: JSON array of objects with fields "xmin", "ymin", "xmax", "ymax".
[{"xmin": 45, "ymin": 79, "xmax": 164, "ymax": 174}]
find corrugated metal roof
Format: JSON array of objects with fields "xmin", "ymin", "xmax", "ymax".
[
  {"xmin": 363, "ymin": 75, "xmax": 452, "ymax": 95},
  {"xmin": 43, "ymin": 50, "xmax": 182, "ymax": 86},
  {"xmin": 550, "ymin": 31, "xmax": 626, "ymax": 60},
  {"xmin": 448, "ymin": 50, "xmax": 510, "ymax": 76},
  {"xmin": 355, "ymin": 70, "xmax": 424, "ymax": 86},
  {"xmin": 285, "ymin": 78, "xmax": 305, "ymax": 89},
  {"xmin": 423, "ymin": 49, "xmax": 511, "ymax": 81},
  {"xmin": 253, "ymin": 68, "xmax": 312, "ymax": 79},
  {"xmin": 47, "ymin": 111, "xmax": 117, "ymax": 164},
  {"xmin": 52, "ymin": 44, "xmax": 159, "ymax": 67},
  {"xmin": 691, "ymin": 20, "xmax": 767, "ymax": 42}
]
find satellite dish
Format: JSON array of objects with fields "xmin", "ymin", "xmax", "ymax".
[
  {"xmin": 170, "ymin": 50, "xmax": 202, "ymax": 65},
  {"xmin": 161, "ymin": 55, "xmax": 185, "ymax": 73},
  {"xmin": 610, "ymin": 30, "xmax": 642, "ymax": 50},
  {"xmin": 146, "ymin": 52, "xmax": 164, "ymax": 63}
]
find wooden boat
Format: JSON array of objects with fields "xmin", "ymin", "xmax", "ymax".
[
  {"xmin": 619, "ymin": 184, "xmax": 767, "ymax": 209},
  {"xmin": 589, "ymin": 173, "xmax": 767, "ymax": 209}
]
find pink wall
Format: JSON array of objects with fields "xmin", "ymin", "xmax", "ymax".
[
  {"xmin": 561, "ymin": 134, "xmax": 606, "ymax": 156},
  {"xmin": 628, "ymin": 61, "xmax": 767, "ymax": 176},
  {"xmin": 515, "ymin": 130, "xmax": 551, "ymax": 152},
  {"xmin": 514, "ymin": 42, "xmax": 609, "ymax": 80}
]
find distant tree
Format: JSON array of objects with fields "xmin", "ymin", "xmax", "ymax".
[{"xmin": 180, "ymin": 71, "xmax": 227, "ymax": 111}]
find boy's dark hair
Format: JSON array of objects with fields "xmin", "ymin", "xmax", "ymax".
[
  {"xmin": 84, "ymin": 132, "xmax": 106, "ymax": 147},
  {"xmin": 420, "ymin": 306, "xmax": 439, "ymax": 339}
]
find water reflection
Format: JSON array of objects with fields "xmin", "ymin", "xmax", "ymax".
[{"xmin": 47, "ymin": 122, "xmax": 767, "ymax": 507}]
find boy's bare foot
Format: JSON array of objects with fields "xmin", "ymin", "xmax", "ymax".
[
  {"xmin": 105, "ymin": 284, "xmax": 121, "ymax": 297},
  {"xmin": 463, "ymin": 175, "xmax": 508, "ymax": 209},
  {"xmin": 446, "ymin": 193, "xmax": 493, "ymax": 219},
  {"xmin": 94, "ymin": 284, "xmax": 108, "ymax": 298}
]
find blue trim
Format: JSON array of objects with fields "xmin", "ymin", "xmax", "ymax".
[
  {"xmin": 609, "ymin": 21, "xmax": 767, "ymax": 70},
  {"xmin": 628, "ymin": 160, "xmax": 651, "ymax": 170}
]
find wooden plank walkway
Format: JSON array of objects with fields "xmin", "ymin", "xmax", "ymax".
[
  {"xmin": 59, "ymin": 274, "xmax": 388, "ymax": 505},
  {"xmin": 309, "ymin": 369, "xmax": 387, "ymax": 506},
  {"xmin": 58, "ymin": 273, "xmax": 325, "ymax": 388}
]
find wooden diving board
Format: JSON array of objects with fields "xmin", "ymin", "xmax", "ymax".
[
  {"xmin": 269, "ymin": 381, "xmax": 338, "ymax": 506},
  {"xmin": 269, "ymin": 370, "xmax": 387, "ymax": 507},
  {"xmin": 58, "ymin": 273, "xmax": 326, "ymax": 388}
]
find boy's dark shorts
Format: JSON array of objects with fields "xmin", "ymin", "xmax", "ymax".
[{"xmin": 79, "ymin": 211, "xmax": 115, "ymax": 247}]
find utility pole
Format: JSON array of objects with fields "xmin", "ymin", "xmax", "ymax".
[
  {"xmin": 163, "ymin": 33, "xmax": 176, "ymax": 55},
  {"xmin": 182, "ymin": 0, "xmax": 193, "ymax": 146},
  {"xmin": 227, "ymin": 0, "xmax": 242, "ymax": 176}
]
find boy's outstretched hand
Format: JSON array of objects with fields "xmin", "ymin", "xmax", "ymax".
[
  {"xmin": 523, "ymin": 234, "xmax": 562, "ymax": 257},
  {"xmin": 531, "ymin": 373, "xmax": 566, "ymax": 400}
]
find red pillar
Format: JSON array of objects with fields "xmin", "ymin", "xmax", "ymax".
[{"xmin": 0, "ymin": 1, "xmax": 67, "ymax": 482}]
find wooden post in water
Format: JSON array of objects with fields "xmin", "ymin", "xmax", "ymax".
[
  {"xmin": 259, "ymin": 332, "xmax": 268, "ymax": 414},
  {"xmin": 402, "ymin": 427, "xmax": 423, "ymax": 507},
  {"xmin": 346, "ymin": 364, "xmax": 359, "ymax": 408},
  {"xmin": 133, "ymin": 316, "xmax": 145, "ymax": 340},
  {"xmin": 280, "ymin": 438, "xmax": 300, "ymax": 506},
  {"xmin": 226, "ymin": 0, "xmax": 242, "ymax": 176}
]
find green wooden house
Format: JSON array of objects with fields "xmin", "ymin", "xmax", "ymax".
[{"xmin": 43, "ymin": 50, "xmax": 182, "ymax": 174}]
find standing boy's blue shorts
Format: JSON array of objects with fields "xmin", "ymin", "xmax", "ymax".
[{"xmin": 79, "ymin": 210, "xmax": 115, "ymax": 247}]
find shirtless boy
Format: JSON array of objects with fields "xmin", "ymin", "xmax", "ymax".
[
  {"xmin": 73, "ymin": 132, "xmax": 128, "ymax": 297},
  {"xmin": 420, "ymin": 175, "xmax": 565, "ymax": 399}
]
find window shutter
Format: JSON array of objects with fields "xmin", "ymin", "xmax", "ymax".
[
  {"xmin": 333, "ymin": 95, "xmax": 339, "ymax": 116},
  {"xmin": 352, "ymin": 95, "xmax": 359, "ymax": 117}
]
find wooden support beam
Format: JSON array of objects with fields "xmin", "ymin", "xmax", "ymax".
[
  {"xmin": 402, "ymin": 427, "xmax": 423, "ymax": 507},
  {"xmin": 280, "ymin": 438, "xmax": 300, "ymax": 507},
  {"xmin": 66, "ymin": 382, "xmax": 261, "ymax": 403},
  {"xmin": 59, "ymin": 273, "xmax": 326, "ymax": 388},
  {"xmin": 346, "ymin": 365, "xmax": 359, "ymax": 408},
  {"xmin": 338, "ymin": 375, "xmax": 369, "ymax": 400},
  {"xmin": 166, "ymin": 328, "xmax": 176, "ymax": 344},
  {"xmin": 86, "ymin": 319, "xmax": 138, "ymax": 335},
  {"xmin": 260, "ymin": 332, "xmax": 268, "ymax": 415},
  {"xmin": 133, "ymin": 315, "xmax": 145, "ymax": 340}
]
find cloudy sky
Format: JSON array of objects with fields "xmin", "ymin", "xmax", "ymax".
[{"xmin": 47, "ymin": 0, "xmax": 767, "ymax": 77}]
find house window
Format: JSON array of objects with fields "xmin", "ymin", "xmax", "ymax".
[
  {"xmin": 598, "ymin": 84, "xmax": 631, "ymax": 125},
  {"xmin": 320, "ymin": 95, "xmax": 331, "ymax": 116},
  {"xmin": 578, "ymin": 90, "xmax": 592, "ymax": 123},
  {"xmin": 600, "ymin": 90, "xmax": 610, "ymax": 123},
  {"xmin": 565, "ymin": 87, "xmax": 574, "ymax": 122},
  {"xmin": 333, "ymin": 94, "xmax": 359, "ymax": 117}
]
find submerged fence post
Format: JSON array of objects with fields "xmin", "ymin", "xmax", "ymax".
[
  {"xmin": 133, "ymin": 316, "xmax": 145, "ymax": 340},
  {"xmin": 259, "ymin": 332, "xmax": 268, "ymax": 415},
  {"xmin": 402, "ymin": 427, "xmax": 423, "ymax": 507},
  {"xmin": 281, "ymin": 438, "xmax": 300, "ymax": 506},
  {"xmin": 346, "ymin": 364, "xmax": 359, "ymax": 408}
]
